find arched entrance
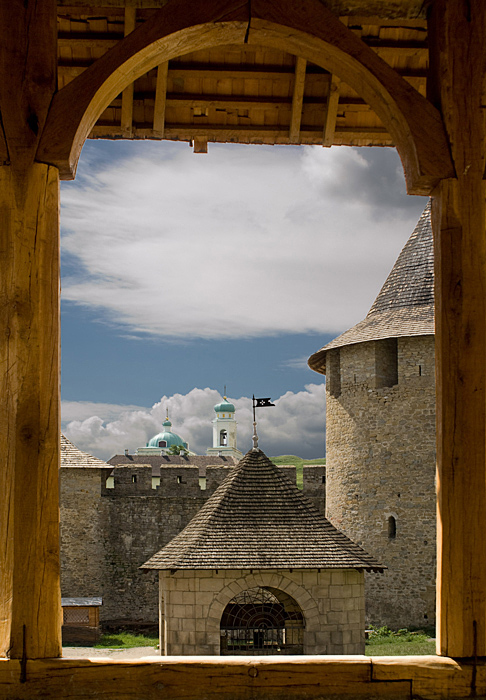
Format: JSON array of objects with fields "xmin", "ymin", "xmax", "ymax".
[{"xmin": 220, "ymin": 587, "xmax": 304, "ymax": 655}]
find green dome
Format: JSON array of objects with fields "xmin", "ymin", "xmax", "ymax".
[
  {"xmin": 147, "ymin": 430, "xmax": 187, "ymax": 449},
  {"xmin": 163, "ymin": 419, "xmax": 172, "ymax": 427},
  {"xmin": 214, "ymin": 397, "xmax": 235, "ymax": 413}
]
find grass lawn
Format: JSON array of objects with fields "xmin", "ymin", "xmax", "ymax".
[
  {"xmin": 86, "ymin": 628, "xmax": 435, "ymax": 654},
  {"xmin": 94, "ymin": 632, "xmax": 158, "ymax": 649},
  {"xmin": 365, "ymin": 628, "xmax": 436, "ymax": 656}
]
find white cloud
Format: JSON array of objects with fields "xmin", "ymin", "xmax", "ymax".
[
  {"xmin": 62, "ymin": 384, "xmax": 326, "ymax": 461},
  {"xmin": 61, "ymin": 143, "xmax": 426, "ymax": 340}
]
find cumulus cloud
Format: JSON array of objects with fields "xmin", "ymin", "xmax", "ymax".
[
  {"xmin": 61, "ymin": 143, "xmax": 426, "ymax": 341},
  {"xmin": 62, "ymin": 384, "xmax": 326, "ymax": 461}
]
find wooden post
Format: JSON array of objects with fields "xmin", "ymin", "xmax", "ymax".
[
  {"xmin": 0, "ymin": 1, "xmax": 61, "ymax": 659},
  {"xmin": 429, "ymin": 0, "xmax": 486, "ymax": 658}
]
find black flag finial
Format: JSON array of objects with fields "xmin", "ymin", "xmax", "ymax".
[{"xmin": 251, "ymin": 395, "xmax": 275, "ymax": 451}]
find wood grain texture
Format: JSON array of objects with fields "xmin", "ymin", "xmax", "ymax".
[
  {"xmin": 37, "ymin": 0, "xmax": 452, "ymax": 192},
  {"xmin": 153, "ymin": 62, "xmax": 169, "ymax": 136},
  {"xmin": 0, "ymin": 0, "xmax": 57, "ymax": 168},
  {"xmin": 120, "ymin": 8, "xmax": 136, "ymax": 137},
  {"xmin": 0, "ymin": 0, "xmax": 61, "ymax": 661},
  {"xmin": 429, "ymin": 0, "xmax": 486, "ymax": 659},
  {"xmin": 0, "ymin": 165, "xmax": 62, "ymax": 661},
  {"xmin": 323, "ymin": 74, "xmax": 341, "ymax": 147},
  {"xmin": 0, "ymin": 654, "xmax": 485, "ymax": 700},
  {"xmin": 289, "ymin": 57, "xmax": 307, "ymax": 143}
]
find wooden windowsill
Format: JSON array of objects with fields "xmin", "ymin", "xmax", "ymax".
[{"xmin": 0, "ymin": 654, "xmax": 483, "ymax": 699}]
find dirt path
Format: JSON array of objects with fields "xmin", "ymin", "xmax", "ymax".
[{"xmin": 62, "ymin": 646, "xmax": 159, "ymax": 659}]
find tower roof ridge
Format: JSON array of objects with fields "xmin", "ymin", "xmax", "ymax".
[{"xmin": 308, "ymin": 201, "xmax": 434, "ymax": 375}]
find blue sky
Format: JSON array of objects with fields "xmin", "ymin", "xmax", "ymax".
[{"xmin": 60, "ymin": 140, "xmax": 426, "ymax": 459}]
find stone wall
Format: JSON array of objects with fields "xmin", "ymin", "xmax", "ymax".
[
  {"xmin": 159, "ymin": 568, "xmax": 365, "ymax": 655},
  {"xmin": 60, "ymin": 467, "xmax": 111, "ymax": 602},
  {"xmin": 325, "ymin": 335, "xmax": 436, "ymax": 629},
  {"xmin": 60, "ymin": 463, "xmax": 326, "ymax": 627}
]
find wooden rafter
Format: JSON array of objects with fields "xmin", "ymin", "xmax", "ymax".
[
  {"xmin": 120, "ymin": 7, "xmax": 136, "ymax": 137},
  {"xmin": 323, "ymin": 74, "xmax": 341, "ymax": 147},
  {"xmin": 289, "ymin": 56, "xmax": 307, "ymax": 143},
  {"xmin": 153, "ymin": 61, "xmax": 168, "ymax": 136},
  {"xmin": 39, "ymin": 0, "xmax": 451, "ymax": 190}
]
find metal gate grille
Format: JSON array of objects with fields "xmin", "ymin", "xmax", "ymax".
[
  {"xmin": 63, "ymin": 607, "xmax": 90, "ymax": 625},
  {"xmin": 220, "ymin": 587, "xmax": 304, "ymax": 655}
]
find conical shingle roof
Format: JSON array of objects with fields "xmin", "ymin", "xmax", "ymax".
[
  {"xmin": 142, "ymin": 449, "xmax": 384, "ymax": 572},
  {"xmin": 308, "ymin": 201, "xmax": 434, "ymax": 375}
]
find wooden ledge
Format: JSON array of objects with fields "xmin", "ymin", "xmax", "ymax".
[{"xmin": 0, "ymin": 655, "xmax": 484, "ymax": 699}]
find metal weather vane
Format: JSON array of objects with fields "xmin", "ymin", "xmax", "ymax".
[{"xmin": 251, "ymin": 395, "xmax": 275, "ymax": 451}]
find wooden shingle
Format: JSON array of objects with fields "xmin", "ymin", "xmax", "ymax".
[{"xmin": 142, "ymin": 448, "xmax": 384, "ymax": 571}]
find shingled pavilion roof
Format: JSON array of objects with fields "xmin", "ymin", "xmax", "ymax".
[
  {"xmin": 142, "ymin": 448, "xmax": 384, "ymax": 572},
  {"xmin": 308, "ymin": 201, "xmax": 433, "ymax": 375},
  {"xmin": 61, "ymin": 434, "xmax": 112, "ymax": 469}
]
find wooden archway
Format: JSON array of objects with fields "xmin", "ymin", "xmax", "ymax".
[
  {"xmin": 37, "ymin": 0, "xmax": 453, "ymax": 194},
  {"xmin": 2, "ymin": 0, "xmax": 486, "ymax": 669}
]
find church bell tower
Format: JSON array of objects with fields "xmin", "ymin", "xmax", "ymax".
[{"xmin": 207, "ymin": 395, "xmax": 243, "ymax": 460}]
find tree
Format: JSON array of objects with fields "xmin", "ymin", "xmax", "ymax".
[{"xmin": 167, "ymin": 444, "xmax": 188, "ymax": 456}]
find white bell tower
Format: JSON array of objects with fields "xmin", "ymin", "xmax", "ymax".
[{"xmin": 207, "ymin": 394, "xmax": 243, "ymax": 460}]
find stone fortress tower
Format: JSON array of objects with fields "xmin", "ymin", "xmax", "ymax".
[
  {"xmin": 207, "ymin": 396, "xmax": 243, "ymax": 460},
  {"xmin": 308, "ymin": 202, "xmax": 436, "ymax": 629}
]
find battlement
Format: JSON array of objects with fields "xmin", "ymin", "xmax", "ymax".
[
  {"xmin": 101, "ymin": 463, "xmax": 324, "ymax": 501},
  {"xmin": 61, "ymin": 459, "xmax": 326, "ymax": 624}
]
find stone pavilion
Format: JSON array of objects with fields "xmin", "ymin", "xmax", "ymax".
[{"xmin": 142, "ymin": 448, "xmax": 383, "ymax": 656}]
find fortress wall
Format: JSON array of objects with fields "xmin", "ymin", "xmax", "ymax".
[
  {"xmin": 325, "ymin": 335, "xmax": 436, "ymax": 629},
  {"xmin": 159, "ymin": 466, "xmax": 201, "ymax": 496},
  {"xmin": 60, "ymin": 467, "xmax": 110, "ymax": 602},
  {"xmin": 302, "ymin": 466, "xmax": 326, "ymax": 515},
  {"xmin": 61, "ymin": 463, "xmax": 326, "ymax": 626},
  {"xmin": 101, "ymin": 494, "xmax": 207, "ymax": 624},
  {"xmin": 206, "ymin": 466, "xmax": 234, "ymax": 492}
]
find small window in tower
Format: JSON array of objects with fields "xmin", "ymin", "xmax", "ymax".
[
  {"xmin": 388, "ymin": 516, "xmax": 397, "ymax": 539},
  {"xmin": 220, "ymin": 430, "xmax": 228, "ymax": 446},
  {"xmin": 375, "ymin": 338, "xmax": 398, "ymax": 388},
  {"xmin": 327, "ymin": 349, "xmax": 341, "ymax": 398},
  {"xmin": 158, "ymin": 440, "xmax": 167, "ymax": 447},
  {"xmin": 132, "ymin": 475, "xmax": 137, "ymax": 484},
  {"xmin": 177, "ymin": 476, "xmax": 182, "ymax": 484}
]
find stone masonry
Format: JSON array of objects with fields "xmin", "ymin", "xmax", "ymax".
[
  {"xmin": 325, "ymin": 336, "xmax": 436, "ymax": 628},
  {"xmin": 309, "ymin": 204, "xmax": 437, "ymax": 630},
  {"xmin": 60, "ymin": 462, "xmax": 326, "ymax": 627},
  {"xmin": 159, "ymin": 568, "xmax": 365, "ymax": 655}
]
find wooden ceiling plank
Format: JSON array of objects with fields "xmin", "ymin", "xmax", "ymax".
[
  {"xmin": 40, "ymin": 0, "xmax": 441, "ymax": 183},
  {"xmin": 120, "ymin": 7, "xmax": 136, "ymax": 137},
  {"xmin": 153, "ymin": 61, "xmax": 169, "ymax": 136},
  {"xmin": 323, "ymin": 74, "xmax": 341, "ymax": 147},
  {"xmin": 289, "ymin": 56, "xmax": 307, "ymax": 143}
]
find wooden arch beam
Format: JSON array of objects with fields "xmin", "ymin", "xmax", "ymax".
[{"xmin": 37, "ymin": 0, "xmax": 454, "ymax": 194}]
